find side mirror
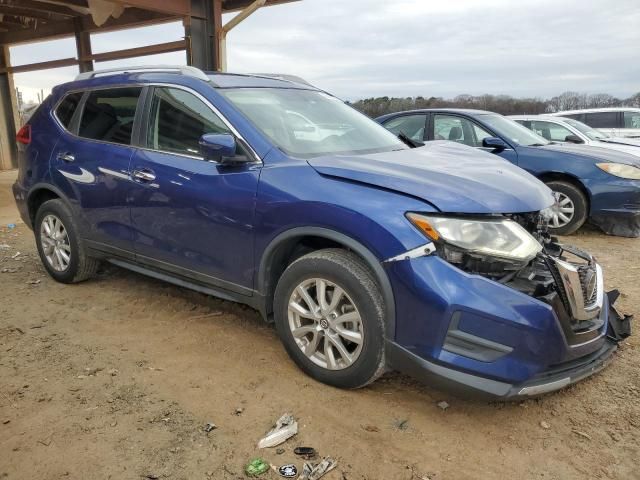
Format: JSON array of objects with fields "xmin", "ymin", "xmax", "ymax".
[
  {"xmin": 199, "ymin": 133, "xmax": 239, "ymax": 163},
  {"xmin": 564, "ymin": 134, "xmax": 584, "ymax": 144},
  {"xmin": 482, "ymin": 137, "xmax": 508, "ymax": 151}
]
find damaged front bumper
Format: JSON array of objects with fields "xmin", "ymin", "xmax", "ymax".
[
  {"xmin": 385, "ymin": 238, "xmax": 633, "ymax": 400},
  {"xmin": 388, "ymin": 293, "xmax": 630, "ymax": 400}
]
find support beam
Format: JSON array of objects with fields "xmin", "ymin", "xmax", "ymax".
[
  {"xmin": 185, "ymin": 0, "xmax": 222, "ymax": 71},
  {"xmin": 1, "ymin": 0, "xmax": 80, "ymax": 17},
  {"xmin": 0, "ymin": 57, "xmax": 78, "ymax": 74},
  {"xmin": 86, "ymin": 40, "xmax": 186, "ymax": 63},
  {"xmin": 0, "ymin": 46, "xmax": 18, "ymax": 170},
  {"xmin": 74, "ymin": 17, "xmax": 93, "ymax": 73},
  {"xmin": 0, "ymin": 5, "xmax": 71, "ymax": 22},
  {"xmin": 109, "ymin": 0, "xmax": 190, "ymax": 16},
  {"xmin": 220, "ymin": 0, "xmax": 265, "ymax": 71}
]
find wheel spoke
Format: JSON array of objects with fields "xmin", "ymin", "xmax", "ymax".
[
  {"xmin": 304, "ymin": 331, "xmax": 321, "ymax": 357},
  {"xmin": 324, "ymin": 337, "xmax": 338, "ymax": 369},
  {"xmin": 326, "ymin": 287, "xmax": 344, "ymax": 313},
  {"xmin": 291, "ymin": 324, "xmax": 317, "ymax": 338},
  {"xmin": 327, "ymin": 334, "xmax": 353, "ymax": 366},
  {"xmin": 316, "ymin": 279, "xmax": 329, "ymax": 311},
  {"xmin": 289, "ymin": 301, "xmax": 316, "ymax": 320},
  {"xmin": 331, "ymin": 310, "xmax": 359, "ymax": 326},
  {"xmin": 58, "ymin": 248, "xmax": 70, "ymax": 264},
  {"xmin": 335, "ymin": 325, "xmax": 363, "ymax": 345},
  {"xmin": 297, "ymin": 285, "xmax": 319, "ymax": 315}
]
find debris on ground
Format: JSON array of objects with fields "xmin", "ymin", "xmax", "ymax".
[
  {"xmin": 276, "ymin": 464, "xmax": 298, "ymax": 478},
  {"xmin": 294, "ymin": 446, "xmax": 317, "ymax": 460},
  {"xmin": 276, "ymin": 448, "xmax": 285, "ymax": 455},
  {"xmin": 7, "ymin": 223, "xmax": 16, "ymax": 229},
  {"xmin": 437, "ymin": 401, "xmax": 450, "ymax": 411},
  {"xmin": 203, "ymin": 422, "xmax": 217, "ymax": 433},
  {"xmin": 11, "ymin": 251, "xmax": 21, "ymax": 258},
  {"xmin": 540, "ymin": 421, "xmax": 551, "ymax": 430},
  {"xmin": 0, "ymin": 243, "xmax": 10, "ymax": 249},
  {"xmin": 245, "ymin": 458, "xmax": 270, "ymax": 477},
  {"xmin": 26, "ymin": 279, "xmax": 41, "ymax": 285},
  {"xmin": 298, "ymin": 457, "xmax": 337, "ymax": 480},
  {"xmin": 257, "ymin": 413, "xmax": 298, "ymax": 448},
  {"xmin": 572, "ymin": 430, "xmax": 592, "ymax": 440},
  {"xmin": 234, "ymin": 407, "xmax": 245, "ymax": 415},
  {"xmin": 361, "ymin": 424, "xmax": 380, "ymax": 433},
  {"xmin": 394, "ymin": 419, "xmax": 409, "ymax": 430}
]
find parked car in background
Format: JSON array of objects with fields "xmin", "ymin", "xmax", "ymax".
[
  {"xmin": 377, "ymin": 109, "xmax": 640, "ymax": 236},
  {"xmin": 12, "ymin": 66, "xmax": 630, "ymax": 400},
  {"xmin": 509, "ymin": 115, "xmax": 640, "ymax": 156},
  {"xmin": 549, "ymin": 108, "xmax": 640, "ymax": 139}
]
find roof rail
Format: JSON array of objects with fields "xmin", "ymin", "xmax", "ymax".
[
  {"xmin": 248, "ymin": 73, "xmax": 315, "ymax": 87},
  {"xmin": 75, "ymin": 65, "xmax": 209, "ymax": 82}
]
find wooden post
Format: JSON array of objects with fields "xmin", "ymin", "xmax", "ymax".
[
  {"xmin": 0, "ymin": 46, "xmax": 18, "ymax": 170},
  {"xmin": 74, "ymin": 17, "xmax": 93, "ymax": 73}
]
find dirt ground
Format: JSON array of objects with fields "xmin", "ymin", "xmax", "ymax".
[{"xmin": 0, "ymin": 169, "xmax": 638, "ymax": 480}]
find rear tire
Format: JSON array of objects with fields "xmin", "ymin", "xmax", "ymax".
[
  {"xmin": 34, "ymin": 199, "xmax": 99, "ymax": 283},
  {"xmin": 545, "ymin": 180, "xmax": 588, "ymax": 235},
  {"xmin": 273, "ymin": 248, "xmax": 386, "ymax": 389}
]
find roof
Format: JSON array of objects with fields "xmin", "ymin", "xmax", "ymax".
[
  {"xmin": 0, "ymin": 0, "xmax": 299, "ymax": 46},
  {"xmin": 376, "ymin": 108, "xmax": 497, "ymax": 121},
  {"xmin": 508, "ymin": 114, "xmax": 567, "ymax": 121},
  {"xmin": 208, "ymin": 72, "xmax": 317, "ymax": 89}
]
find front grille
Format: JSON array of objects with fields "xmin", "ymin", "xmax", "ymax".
[{"xmin": 578, "ymin": 265, "xmax": 598, "ymax": 307}]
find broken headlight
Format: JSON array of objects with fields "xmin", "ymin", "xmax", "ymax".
[{"xmin": 406, "ymin": 213, "xmax": 542, "ymax": 268}]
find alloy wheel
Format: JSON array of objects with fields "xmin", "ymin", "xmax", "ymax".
[
  {"xmin": 287, "ymin": 278, "xmax": 364, "ymax": 370},
  {"xmin": 549, "ymin": 192, "xmax": 575, "ymax": 228},
  {"xmin": 40, "ymin": 214, "xmax": 71, "ymax": 272}
]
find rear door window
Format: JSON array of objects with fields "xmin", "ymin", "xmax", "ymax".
[
  {"xmin": 55, "ymin": 92, "xmax": 83, "ymax": 130},
  {"xmin": 584, "ymin": 112, "xmax": 619, "ymax": 129},
  {"xmin": 383, "ymin": 114, "xmax": 427, "ymax": 141},
  {"xmin": 531, "ymin": 120, "xmax": 573, "ymax": 142},
  {"xmin": 78, "ymin": 87, "xmax": 142, "ymax": 145}
]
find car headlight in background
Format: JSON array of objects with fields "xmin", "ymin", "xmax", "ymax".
[
  {"xmin": 406, "ymin": 213, "xmax": 542, "ymax": 264},
  {"xmin": 596, "ymin": 163, "xmax": 640, "ymax": 180}
]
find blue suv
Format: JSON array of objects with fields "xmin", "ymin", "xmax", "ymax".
[{"xmin": 12, "ymin": 67, "xmax": 630, "ymax": 399}]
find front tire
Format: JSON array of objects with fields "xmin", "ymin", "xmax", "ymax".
[
  {"xmin": 34, "ymin": 199, "xmax": 99, "ymax": 283},
  {"xmin": 273, "ymin": 249, "xmax": 386, "ymax": 389},
  {"xmin": 545, "ymin": 180, "xmax": 588, "ymax": 235}
]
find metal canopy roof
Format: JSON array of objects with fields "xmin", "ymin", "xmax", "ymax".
[{"xmin": 0, "ymin": 0, "xmax": 297, "ymax": 46}]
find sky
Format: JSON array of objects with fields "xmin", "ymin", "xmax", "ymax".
[{"xmin": 10, "ymin": 0, "xmax": 640, "ymax": 104}]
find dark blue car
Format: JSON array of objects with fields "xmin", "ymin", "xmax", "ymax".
[
  {"xmin": 377, "ymin": 109, "xmax": 640, "ymax": 236},
  {"xmin": 12, "ymin": 67, "xmax": 630, "ymax": 399}
]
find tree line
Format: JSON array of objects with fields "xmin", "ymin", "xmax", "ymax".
[{"xmin": 349, "ymin": 91, "xmax": 640, "ymax": 118}]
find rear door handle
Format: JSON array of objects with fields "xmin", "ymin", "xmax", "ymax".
[
  {"xmin": 132, "ymin": 169, "xmax": 156, "ymax": 182},
  {"xmin": 57, "ymin": 152, "xmax": 75, "ymax": 162}
]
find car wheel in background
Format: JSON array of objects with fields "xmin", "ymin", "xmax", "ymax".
[
  {"xmin": 544, "ymin": 180, "xmax": 588, "ymax": 235},
  {"xmin": 34, "ymin": 199, "xmax": 100, "ymax": 283},
  {"xmin": 273, "ymin": 248, "xmax": 386, "ymax": 389}
]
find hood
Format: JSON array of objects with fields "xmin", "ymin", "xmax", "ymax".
[
  {"xmin": 307, "ymin": 141, "xmax": 554, "ymax": 214},
  {"xmin": 599, "ymin": 137, "xmax": 640, "ymax": 148},
  {"xmin": 537, "ymin": 143, "xmax": 640, "ymax": 167}
]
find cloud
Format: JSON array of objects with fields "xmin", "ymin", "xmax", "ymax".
[{"xmin": 10, "ymin": 0, "xmax": 640, "ymax": 103}]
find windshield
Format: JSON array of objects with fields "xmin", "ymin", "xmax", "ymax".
[
  {"xmin": 219, "ymin": 88, "xmax": 407, "ymax": 157},
  {"xmin": 480, "ymin": 114, "xmax": 550, "ymax": 146},
  {"xmin": 563, "ymin": 118, "xmax": 609, "ymax": 140}
]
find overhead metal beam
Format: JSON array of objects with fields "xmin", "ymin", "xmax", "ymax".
[
  {"xmin": 0, "ymin": 5, "xmax": 70, "ymax": 21},
  {"xmin": 0, "ymin": 8, "xmax": 178, "ymax": 45},
  {"xmin": 74, "ymin": 17, "xmax": 92, "ymax": 73},
  {"xmin": 222, "ymin": 0, "xmax": 299, "ymax": 12},
  {"xmin": 0, "ymin": 0, "xmax": 80, "ymax": 18},
  {"xmin": 185, "ymin": 0, "xmax": 222, "ymax": 71},
  {"xmin": 108, "ymin": 0, "xmax": 191, "ymax": 16}
]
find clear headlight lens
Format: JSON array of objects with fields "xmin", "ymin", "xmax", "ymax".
[
  {"xmin": 596, "ymin": 163, "xmax": 640, "ymax": 180},
  {"xmin": 407, "ymin": 213, "xmax": 542, "ymax": 262}
]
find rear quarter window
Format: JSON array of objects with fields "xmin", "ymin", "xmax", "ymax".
[
  {"xmin": 54, "ymin": 92, "xmax": 83, "ymax": 129},
  {"xmin": 584, "ymin": 112, "xmax": 619, "ymax": 128}
]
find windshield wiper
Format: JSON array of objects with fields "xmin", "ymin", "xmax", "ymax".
[{"xmin": 397, "ymin": 132, "xmax": 424, "ymax": 148}]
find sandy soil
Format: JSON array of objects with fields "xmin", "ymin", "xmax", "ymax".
[{"xmin": 1, "ymin": 169, "xmax": 638, "ymax": 480}]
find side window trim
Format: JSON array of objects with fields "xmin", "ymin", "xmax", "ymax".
[
  {"xmin": 130, "ymin": 86, "xmax": 150, "ymax": 147},
  {"xmin": 68, "ymin": 91, "xmax": 88, "ymax": 135}
]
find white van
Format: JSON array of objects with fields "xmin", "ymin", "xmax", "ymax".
[{"xmin": 550, "ymin": 108, "xmax": 640, "ymax": 138}]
